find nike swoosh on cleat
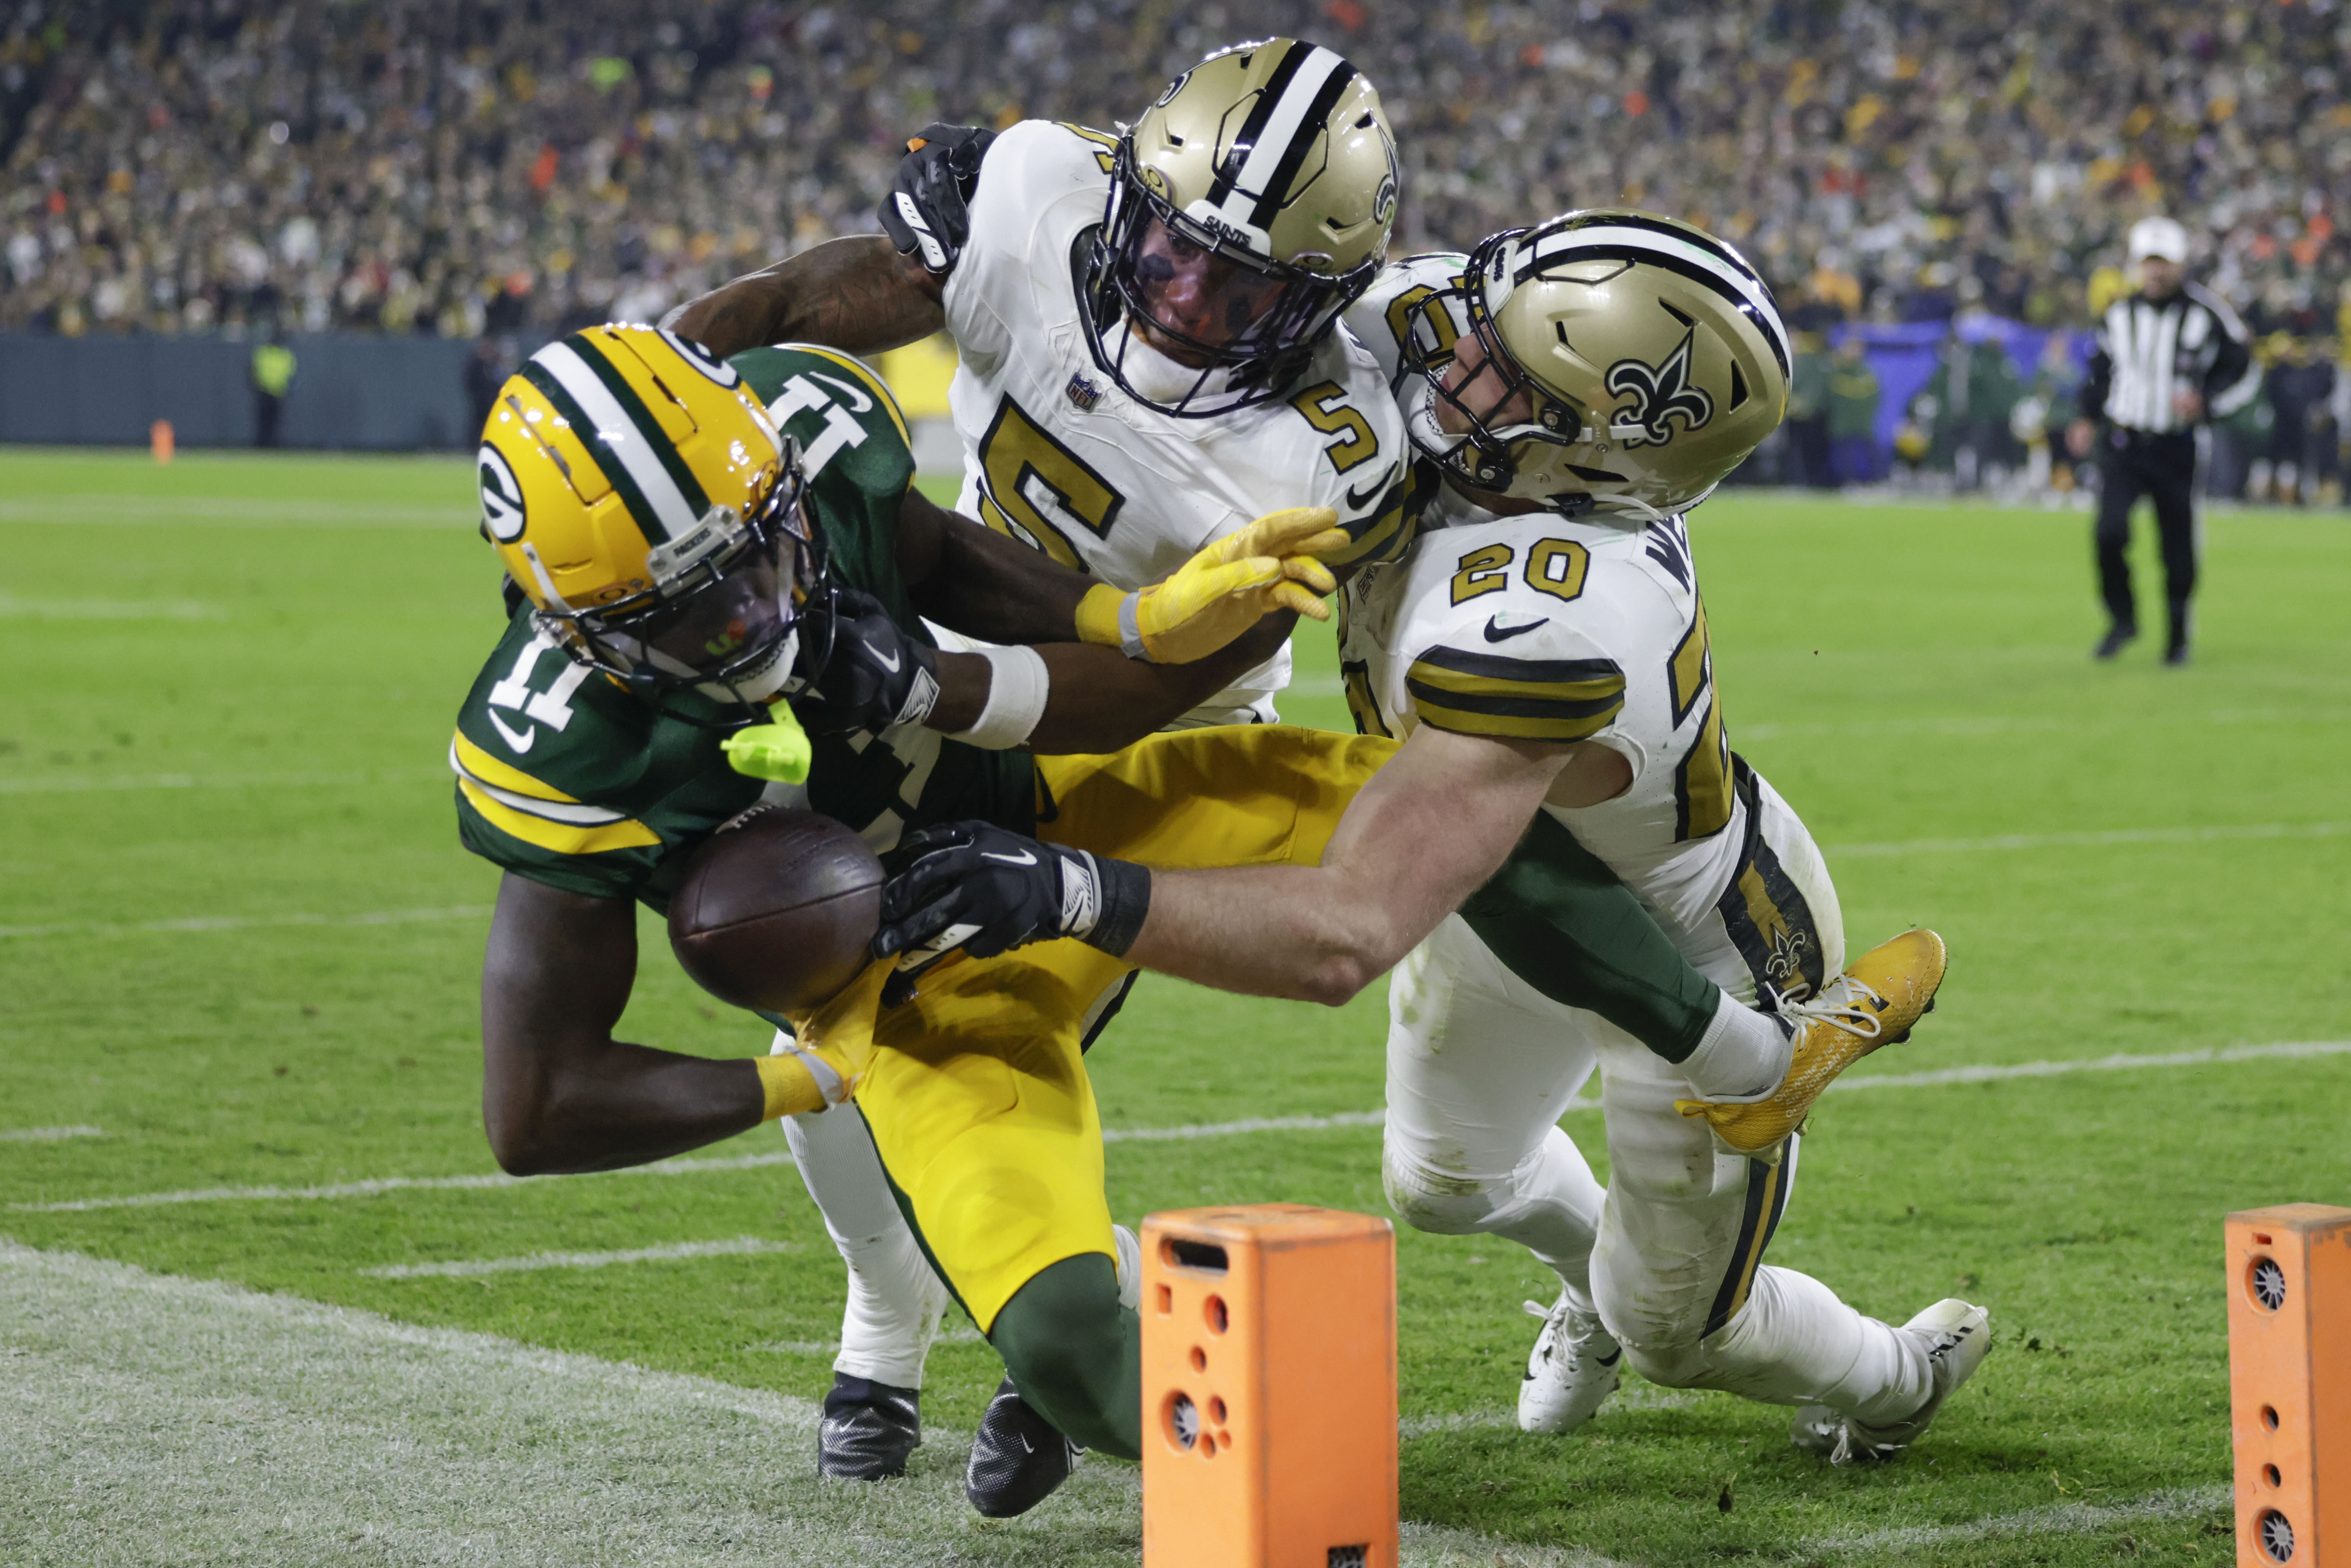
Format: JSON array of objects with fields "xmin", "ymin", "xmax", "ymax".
[
  {"xmin": 485, "ymin": 710, "xmax": 536, "ymax": 752},
  {"xmin": 981, "ymin": 849, "xmax": 1039, "ymax": 867},
  {"xmin": 1483, "ymin": 615, "xmax": 1548, "ymax": 643}
]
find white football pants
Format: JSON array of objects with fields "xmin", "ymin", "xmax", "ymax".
[
  {"xmin": 776, "ymin": 1075, "xmax": 949, "ymax": 1391},
  {"xmin": 1384, "ymin": 789, "xmax": 1936, "ymax": 1424}
]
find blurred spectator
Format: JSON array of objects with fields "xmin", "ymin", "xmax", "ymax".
[
  {"xmin": 463, "ymin": 337, "xmax": 509, "ymax": 435},
  {"xmin": 1915, "ymin": 329, "xmax": 2022, "ymax": 491},
  {"xmin": 249, "ymin": 334, "xmax": 294, "ymax": 447},
  {"xmin": 1783, "ymin": 333, "xmax": 1832, "ymax": 489},
  {"xmin": 2255, "ymin": 337, "xmax": 2337, "ymax": 505},
  {"xmin": 1826, "ymin": 338, "xmax": 1882, "ymax": 486},
  {"xmin": 5, "ymin": 0, "xmax": 2350, "ymax": 345}
]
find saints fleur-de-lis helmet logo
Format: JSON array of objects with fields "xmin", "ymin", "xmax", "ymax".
[{"xmin": 1605, "ymin": 323, "xmax": 1715, "ymax": 448}]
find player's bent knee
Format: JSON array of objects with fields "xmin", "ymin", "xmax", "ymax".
[
  {"xmin": 1382, "ymin": 1148, "xmax": 1506, "ymax": 1236},
  {"xmin": 1617, "ymin": 1337, "xmax": 1709, "ymax": 1390},
  {"xmin": 988, "ymin": 1252, "xmax": 1142, "ymax": 1461}
]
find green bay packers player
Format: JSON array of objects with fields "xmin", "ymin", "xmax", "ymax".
[
  {"xmin": 876, "ymin": 214, "xmax": 1989, "ymax": 1465},
  {"xmin": 460, "ymin": 322, "xmax": 1370, "ymax": 1514}
]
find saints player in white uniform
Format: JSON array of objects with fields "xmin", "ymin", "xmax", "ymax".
[
  {"xmin": 670, "ymin": 38, "xmax": 1413, "ymax": 1487},
  {"xmin": 878, "ymin": 213, "xmax": 1989, "ymax": 1466}
]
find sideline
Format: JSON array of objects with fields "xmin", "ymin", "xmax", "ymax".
[{"xmin": 17, "ymin": 1041, "xmax": 2343, "ymax": 1215}]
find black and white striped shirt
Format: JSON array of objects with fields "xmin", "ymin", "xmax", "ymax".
[{"xmin": 2080, "ymin": 283, "xmax": 2259, "ymax": 435}]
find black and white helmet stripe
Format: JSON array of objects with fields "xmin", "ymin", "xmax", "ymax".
[
  {"xmin": 1495, "ymin": 217, "xmax": 1791, "ymax": 378},
  {"xmin": 1199, "ymin": 40, "xmax": 1360, "ymax": 241}
]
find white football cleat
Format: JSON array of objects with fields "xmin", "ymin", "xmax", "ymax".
[
  {"xmin": 1791, "ymin": 1297, "xmax": 1991, "ymax": 1464},
  {"xmin": 1517, "ymin": 1292, "xmax": 1622, "ymax": 1434}
]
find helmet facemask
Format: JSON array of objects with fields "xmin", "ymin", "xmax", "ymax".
[
  {"xmin": 1081, "ymin": 141, "xmax": 1375, "ymax": 417},
  {"xmin": 1401, "ymin": 245, "xmax": 1591, "ymax": 504}
]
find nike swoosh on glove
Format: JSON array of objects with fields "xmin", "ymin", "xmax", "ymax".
[
  {"xmin": 871, "ymin": 822, "xmax": 1152, "ymax": 982},
  {"xmin": 877, "ymin": 124, "xmax": 996, "ymax": 275},
  {"xmin": 790, "ymin": 587, "xmax": 941, "ymax": 737}
]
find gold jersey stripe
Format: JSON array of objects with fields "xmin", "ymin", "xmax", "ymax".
[
  {"xmin": 457, "ymin": 777, "xmax": 661, "ymax": 856},
  {"xmin": 1406, "ymin": 659, "xmax": 1625, "ymax": 709},
  {"xmin": 776, "ymin": 343, "xmax": 913, "ymax": 450},
  {"xmin": 1412, "ymin": 695, "xmax": 1620, "ymax": 743},
  {"xmin": 451, "ymin": 730, "xmax": 583, "ymax": 805}
]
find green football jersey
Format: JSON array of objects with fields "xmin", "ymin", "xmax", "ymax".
[{"xmin": 452, "ymin": 344, "xmax": 1034, "ymax": 909}]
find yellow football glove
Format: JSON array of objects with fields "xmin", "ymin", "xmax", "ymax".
[
  {"xmin": 752, "ymin": 960, "xmax": 891, "ymax": 1117},
  {"xmin": 1075, "ymin": 506, "xmax": 1348, "ymax": 664}
]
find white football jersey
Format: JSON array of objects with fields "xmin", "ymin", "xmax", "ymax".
[{"xmin": 941, "ymin": 120, "xmax": 1414, "ymax": 724}]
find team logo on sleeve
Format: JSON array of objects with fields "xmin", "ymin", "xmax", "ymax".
[
  {"xmin": 1606, "ymin": 328, "xmax": 1714, "ymax": 448},
  {"xmin": 479, "ymin": 445, "xmax": 527, "ymax": 542}
]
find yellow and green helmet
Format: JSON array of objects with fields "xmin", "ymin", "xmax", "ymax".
[
  {"xmin": 1407, "ymin": 210, "xmax": 1792, "ymax": 516},
  {"xmin": 1082, "ymin": 37, "xmax": 1399, "ymax": 416},
  {"xmin": 477, "ymin": 324, "xmax": 825, "ymax": 705}
]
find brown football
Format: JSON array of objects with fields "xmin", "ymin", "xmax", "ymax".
[{"xmin": 667, "ymin": 804, "xmax": 884, "ymax": 1014}]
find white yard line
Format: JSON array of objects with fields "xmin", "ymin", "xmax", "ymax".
[
  {"xmin": 0, "ymin": 495, "xmax": 469, "ymax": 528},
  {"xmin": 360, "ymin": 1237, "xmax": 795, "ymax": 1279},
  {"xmin": 0, "ymin": 1239, "xmax": 1616, "ymax": 1568},
  {"xmin": 0, "ymin": 904, "xmax": 491, "ymax": 941},
  {"xmin": 0, "ymin": 766, "xmax": 450, "ymax": 796},
  {"xmin": 21, "ymin": 1040, "xmax": 2346, "ymax": 1215},
  {"xmin": 0, "ymin": 1126, "xmax": 103, "ymax": 1143},
  {"xmin": 750, "ymin": 1326, "xmax": 987, "ymax": 1355},
  {"xmin": 1798, "ymin": 1485, "xmax": 2231, "ymax": 1557},
  {"xmin": 1825, "ymin": 820, "xmax": 2344, "ymax": 858}
]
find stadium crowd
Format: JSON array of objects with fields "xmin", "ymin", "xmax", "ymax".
[{"xmin": 4, "ymin": 0, "xmax": 2349, "ymax": 491}]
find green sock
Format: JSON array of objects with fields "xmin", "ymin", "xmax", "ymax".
[
  {"xmin": 987, "ymin": 1253, "xmax": 1142, "ymax": 1459},
  {"xmin": 1458, "ymin": 810, "xmax": 1719, "ymax": 1063}
]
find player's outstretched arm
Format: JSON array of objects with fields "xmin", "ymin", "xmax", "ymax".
[
  {"xmin": 665, "ymin": 236, "xmax": 944, "ymax": 362},
  {"xmin": 481, "ymin": 873, "xmax": 802, "ymax": 1174}
]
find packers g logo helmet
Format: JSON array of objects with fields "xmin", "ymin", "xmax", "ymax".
[
  {"xmin": 478, "ymin": 325, "xmax": 823, "ymax": 705},
  {"xmin": 1405, "ymin": 210, "xmax": 1791, "ymax": 516},
  {"xmin": 1081, "ymin": 37, "xmax": 1400, "ymax": 416}
]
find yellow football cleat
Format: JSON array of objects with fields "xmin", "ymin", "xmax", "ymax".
[{"xmin": 1675, "ymin": 929, "xmax": 1948, "ymax": 1157}]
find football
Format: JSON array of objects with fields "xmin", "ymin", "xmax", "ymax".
[{"xmin": 667, "ymin": 803, "xmax": 884, "ymax": 1014}]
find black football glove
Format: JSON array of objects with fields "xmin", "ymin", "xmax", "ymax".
[
  {"xmin": 872, "ymin": 821, "xmax": 1152, "ymax": 979},
  {"xmin": 789, "ymin": 587, "xmax": 941, "ymax": 737},
  {"xmin": 877, "ymin": 123, "xmax": 997, "ymax": 275}
]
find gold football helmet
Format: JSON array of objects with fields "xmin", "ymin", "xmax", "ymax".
[
  {"xmin": 1404, "ymin": 210, "xmax": 1791, "ymax": 516},
  {"xmin": 477, "ymin": 324, "xmax": 821, "ymax": 704},
  {"xmin": 1083, "ymin": 37, "xmax": 1399, "ymax": 415}
]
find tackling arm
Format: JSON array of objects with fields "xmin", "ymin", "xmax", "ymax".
[
  {"xmin": 666, "ymin": 236, "xmax": 945, "ymax": 362},
  {"xmin": 479, "ymin": 872, "xmax": 768, "ymax": 1175}
]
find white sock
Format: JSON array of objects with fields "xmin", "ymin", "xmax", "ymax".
[
  {"xmin": 1700, "ymin": 1265, "xmax": 1931, "ymax": 1420},
  {"xmin": 1680, "ymin": 992, "xmax": 1794, "ymax": 1100},
  {"xmin": 780, "ymin": 1095, "xmax": 949, "ymax": 1390}
]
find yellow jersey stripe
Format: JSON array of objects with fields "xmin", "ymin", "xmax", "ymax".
[
  {"xmin": 1411, "ymin": 696, "xmax": 1620, "ymax": 743},
  {"xmin": 457, "ymin": 777, "xmax": 661, "ymax": 855},
  {"xmin": 779, "ymin": 344, "xmax": 912, "ymax": 450},
  {"xmin": 1406, "ymin": 662, "xmax": 1626, "ymax": 707},
  {"xmin": 450, "ymin": 731, "xmax": 583, "ymax": 805}
]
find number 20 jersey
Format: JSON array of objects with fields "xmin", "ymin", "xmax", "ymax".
[{"xmin": 940, "ymin": 119, "xmax": 1416, "ymax": 724}]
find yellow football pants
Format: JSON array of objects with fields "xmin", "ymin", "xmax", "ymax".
[{"xmin": 850, "ymin": 723, "xmax": 1396, "ymax": 1331}]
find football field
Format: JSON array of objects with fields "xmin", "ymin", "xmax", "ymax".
[{"xmin": 2, "ymin": 447, "xmax": 2346, "ymax": 1566}]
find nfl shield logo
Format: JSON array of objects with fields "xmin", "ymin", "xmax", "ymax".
[{"xmin": 1065, "ymin": 373, "xmax": 1102, "ymax": 411}]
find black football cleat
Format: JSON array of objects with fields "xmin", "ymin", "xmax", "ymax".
[
  {"xmin": 965, "ymin": 1373, "xmax": 1081, "ymax": 1517},
  {"xmin": 2092, "ymin": 625, "xmax": 2137, "ymax": 660},
  {"xmin": 818, "ymin": 1372, "xmax": 922, "ymax": 1481}
]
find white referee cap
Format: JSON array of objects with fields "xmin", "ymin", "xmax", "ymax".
[{"xmin": 2128, "ymin": 216, "xmax": 2189, "ymax": 263}]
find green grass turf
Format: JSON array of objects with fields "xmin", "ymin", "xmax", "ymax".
[{"xmin": 3, "ymin": 447, "xmax": 2348, "ymax": 1564}]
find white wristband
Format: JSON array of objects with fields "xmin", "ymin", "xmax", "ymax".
[{"xmin": 944, "ymin": 643, "xmax": 1050, "ymax": 749}]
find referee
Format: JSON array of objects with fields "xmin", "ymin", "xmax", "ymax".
[{"xmin": 2066, "ymin": 216, "xmax": 2258, "ymax": 665}]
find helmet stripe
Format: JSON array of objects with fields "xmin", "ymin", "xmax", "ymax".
[
  {"xmin": 523, "ymin": 341, "xmax": 700, "ymax": 542},
  {"xmin": 566, "ymin": 336, "xmax": 715, "ymax": 524},
  {"xmin": 1204, "ymin": 42, "xmax": 1357, "ymax": 235},
  {"xmin": 1513, "ymin": 225, "xmax": 1790, "ymax": 377}
]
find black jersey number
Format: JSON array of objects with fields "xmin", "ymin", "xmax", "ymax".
[
  {"xmin": 975, "ymin": 395, "xmax": 1123, "ymax": 572},
  {"xmin": 1667, "ymin": 596, "xmax": 1733, "ymax": 840}
]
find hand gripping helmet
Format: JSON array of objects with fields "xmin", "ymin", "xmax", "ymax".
[
  {"xmin": 477, "ymin": 324, "xmax": 826, "ymax": 708},
  {"xmin": 1403, "ymin": 210, "xmax": 1791, "ymax": 517},
  {"xmin": 1081, "ymin": 37, "xmax": 1400, "ymax": 416}
]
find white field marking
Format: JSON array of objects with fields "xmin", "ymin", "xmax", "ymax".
[
  {"xmin": 26, "ymin": 1042, "xmax": 2347, "ymax": 1214},
  {"xmin": 360, "ymin": 1237, "xmax": 795, "ymax": 1279},
  {"xmin": 0, "ymin": 1238, "xmax": 1598, "ymax": 1568},
  {"xmin": 749, "ymin": 1325, "xmax": 986, "ymax": 1355},
  {"xmin": 1825, "ymin": 820, "xmax": 2344, "ymax": 858},
  {"xmin": 1101, "ymin": 1108, "xmax": 1386, "ymax": 1142},
  {"xmin": 0, "ymin": 765, "xmax": 449, "ymax": 796},
  {"xmin": 13, "ymin": 1148, "xmax": 801, "ymax": 1213},
  {"xmin": 0, "ymin": 903, "xmax": 491, "ymax": 941},
  {"xmin": 1799, "ymin": 1484, "xmax": 2230, "ymax": 1557},
  {"xmin": 1399, "ymin": 1381, "xmax": 1703, "ymax": 1438},
  {"xmin": 0, "ymin": 1126, "xmax": 103, "ymax": 1142},
  {"xmin": 0, "ymin": 494, "xmax": 468, "ymax": 528},
  {"xmin": 0, "ymin": 594, "xmax": 220, "ymax": 619}
]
